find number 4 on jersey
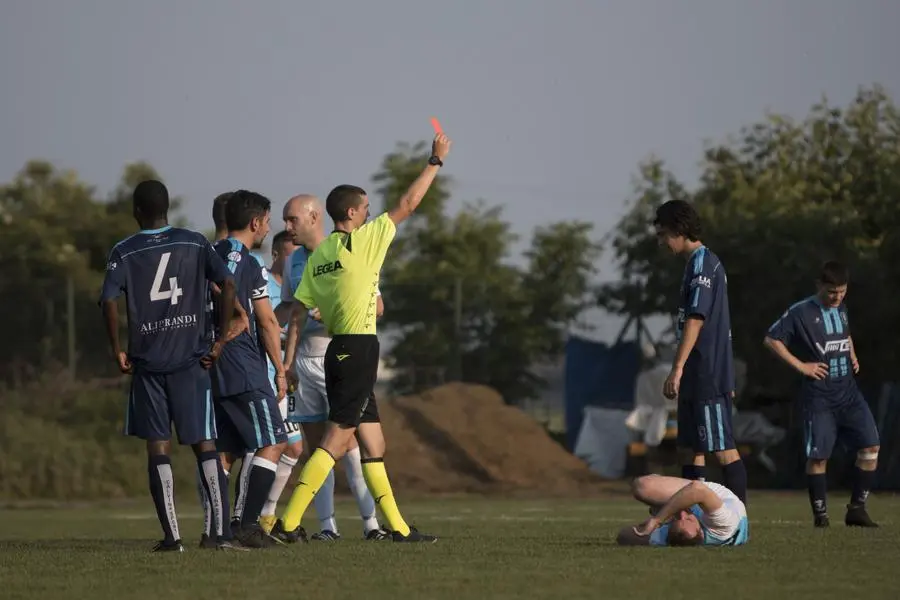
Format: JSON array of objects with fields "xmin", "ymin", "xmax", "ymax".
[{"xmin": 150, "ymin": 252, "xmax": 184, "ymax": 305}]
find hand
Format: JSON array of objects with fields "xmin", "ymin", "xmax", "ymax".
[
  {"xmin": 432, "ymin": 133, "xmax": 452, "ymax": 160},
  {"xmin": 284, "ymin": 365, "xmax": 299, "ymax": 390},
  {"xmin": 309, "ymin": 308, "xmax": 322, "ymax": 322},
  {"xmin": 799, "ymin": 362, "xmax": 829, "ymax": 380},
  {"xmin": 224, "ymin": 312, "xmax": 251, "ymax": 343},
  {"xmin": 200, "ymin": 340, "xmax": 225, "ymax": 369},
  {"xmin": 663, "ymin": 366, "xmax": 683, "ymax": 400},
  {"xmin": 116, "ymin": 351, "xmax": 133, "ymax": 374},
  {"xmin": 851, "ymin": 356, "xmax": 860, "ymax": 374},
  {"xmin": 633, "ymin": 516, "xmax": 661, "ymax": 537},
  {"xmin": 274, "ymin": 373, "xmax": 287, "ymax": 400}
]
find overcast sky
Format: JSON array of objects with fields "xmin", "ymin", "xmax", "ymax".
[{"xmin": 2, "ymin": 0, "xmax": 898, "ymax": 339}]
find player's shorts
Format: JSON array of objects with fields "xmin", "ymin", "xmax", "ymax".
[
  {"xmin": 677, "ymin": 393, "xmax": 736, "ymax": 453},
  {"xmin": 214, "ymin": 389, "xmax": 288, "ymax": 454},
  {"xmin": 277, "ymin": 396, "xmax": 303, "ymax": 444},
  {"xmin": 324, "ymin": 334, "xmax": 380, "ymax": 428},
  {"xmin": 125, "ymin": 363, "xmax": 216, "ymax": 445},
  {"xmin": 803, "ymin": 391, "xmax": 880, "ymax": 460},
  {"xmin": 286, "ymin": 355, "xmax": 329, "ymax": 423}
]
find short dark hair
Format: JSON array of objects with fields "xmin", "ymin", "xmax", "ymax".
[
  {"xmin": 225, "ymin": 189, "xmax": 271, "ymax": 232},
  {"xmin": 667, "ymin": 526, "xmax": 703, "ymax": 547},
  {"xmin": 212, "ymin": 192, "xmax": 232, "ymax": 231},
  {"xmin": 653, "ymin": 200, "xmax": 702, "ymax": 241},
  {"xmin": 325, "ymin": 184, "xmax": 367, "ymax": 222},
  {"xmin": 272, "ymin": 230, "xmax": 293, "ymax": 250},
  {"xmin": 818, "ymin": 260, "xmax": 849, "ymax": 286},
  {"xmin": 133, "ymin": 180, "xmax": 169, "ymax": 220}
]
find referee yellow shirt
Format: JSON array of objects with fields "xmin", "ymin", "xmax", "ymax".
[{"xmin": 294, "ymin": 212, "xmax": 396, "ymax": 335}]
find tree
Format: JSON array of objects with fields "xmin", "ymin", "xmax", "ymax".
[
  {"xmin": 599, "ymin": 85, "xmax": 900, "ymax": 399},
  {"xmin": 373, "ymin": 143, "xmax": 601, "ymax": 402},
  {"xmin": 0, "ymin": 160, "xmax": 184, "ymax": 384}
]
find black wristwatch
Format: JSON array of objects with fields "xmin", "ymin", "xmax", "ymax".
[{"xmin": 428, "ymin": 155, "xmax": 443, "ymax": 167}]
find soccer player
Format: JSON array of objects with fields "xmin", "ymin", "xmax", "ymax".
[
  {"xmin": 653, "ymin": 200, "xmax": 748, "ymax": 504},
  {"xmin": 763, "ymin": 261, "xmax": 879, "ymax": 527},
  {"xmin": 271, "ymin": 132, "xmax": 452, "ymax": 544},
  {"xmin": 100, "ymin": 180, "xmax": 237, "ymax": 552},
  {"xmin": 211, "ymin": 189, "xmax": 290, "ymax": 547},
  {"xmin": 616, "ymin": 474, "xmax": 749, "ymax": 546},
  {"xmin": 256, "ymin": 230, "xmax": 306, "ymax": 533},
  {"xmin": 273, "ymin": 194, "xmax": 388, "ymax": 541}
]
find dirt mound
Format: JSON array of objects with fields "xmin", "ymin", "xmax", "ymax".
[{"xmin": 335, "ymin": 382, "xmax": 608, "ymax": 496}]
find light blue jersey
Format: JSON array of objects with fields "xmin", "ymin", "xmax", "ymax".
[
  {"xmin": 287, "ymin": 245, "xmax": 328, "ymax": 338},
  {"xmin": 650, "ymin": 482, "xmax": 749, "ymax": 546}
]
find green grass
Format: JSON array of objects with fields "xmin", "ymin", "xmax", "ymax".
[{"xmin": 1, "ymin": 492, "xmax": 898, "ymax": 600}]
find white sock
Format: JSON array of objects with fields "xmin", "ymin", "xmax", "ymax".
[
  {"xmin": 343, "ymin": 447, "xmax": 379, "ymax": 533},
  {"xmin": 262, "ymin": 455, "xmax": 298, "ymax": 517},
  {"xmin": 313, "ymin": 469, "xmax": 338, "ymax": 534},
  {"xmin": 232, "ymin": 451, "xmax": 254, "ymax": 521},
  {"xmin": 195, "ymin": 465, "xmax": 212, "ymax": 536}
]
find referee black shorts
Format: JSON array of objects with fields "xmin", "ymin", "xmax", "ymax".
[{"xmin": 324, "ymin": 334, "xmax": 380, "ymax": 428}]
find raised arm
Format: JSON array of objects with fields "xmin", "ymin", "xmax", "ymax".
[{"xmin": 388, "ymin": 133, "xmax": 452, "ymax": 226}]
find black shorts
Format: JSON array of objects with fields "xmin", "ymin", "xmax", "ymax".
[
  {"xmin": 677, "ymin": 393, "xmax": 736, "ymax": 453},
  {"xmin": 324, "ymin": 334, "xmax": 380, "ymax": 427},
  {"xmin": 214, "ymin": 389, "xmax": 288, "ymax": 454}
]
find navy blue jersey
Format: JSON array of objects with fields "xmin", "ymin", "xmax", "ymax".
[
  {"xmin": 100, "ymin": 226, "xmax": 231, "ymax": 374},
  {"xmin": 210, "ymin": 238, "xmax": 272, "ymax": 397},
  {"xmin": 676, "ymin": 246, "xmax": 735, "ymax": 400},
  {"xmin": 767, "ymin": 296, "xmax": 856, "ymax": 407}
]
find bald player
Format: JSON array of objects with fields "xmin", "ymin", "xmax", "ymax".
[{"xmin": 272, "ymin": 194, "xmax": 388, "ymax": 541}]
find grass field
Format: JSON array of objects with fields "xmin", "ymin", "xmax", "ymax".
[{"xmin": 1, "ymin": 492, "xmax": 898, "ymax": 600}]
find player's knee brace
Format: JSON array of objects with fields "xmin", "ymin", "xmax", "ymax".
[{"xmin": 857, "ymin": 449, "xmax": 878, "ymax": 462}]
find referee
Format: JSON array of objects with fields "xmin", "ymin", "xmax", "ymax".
[{"xmin": 272, "ymin": 131, "xmax": 451, "ymax": 544}]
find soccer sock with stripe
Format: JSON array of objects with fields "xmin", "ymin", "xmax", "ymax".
[
  {"xmin": 148, "ymin": 455, "xmax": 180, "ymax": 544},
  {"xmin": 343, "ymin": 446, "xmax": 379, "ymax": 533},
  {"xmin": 240, "ymin": 456, "xmax": 278, "ymax": 527},
  {"xmin": 232, "ymin": 451, "xmax": 255, "ymax": 522},
  {"xmin": 281, "ymin": 448, "xmax": 336, "ymax": 531},
  {"xmin": 314, "ymin": 469, "xmax": 339, "ymax": 533},
  {"xmin": 361, "ymin": 457, "xmax": 411, "ymax": 537},
  {"xmin": 197, "ymin": 450, "xmax": 230, "ymax": 541},
  {"xmin": 808, "ymin": 473, "xmax": 828, "ymax": 517},
  {"xmin": 722, "ymin": 460, "xmax": 748, "ymax": 505},
  {"xmin": 261, "ymin": 454, "xmax": 298, "ymax": 517},
  {"xmin": 195, "ymin": 464, "xmax": 212, "ymax": 538}
]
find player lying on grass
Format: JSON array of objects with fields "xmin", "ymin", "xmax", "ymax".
[{"xmin": 616, "ymin": 474, "xmax": 749, "ymax": 547}]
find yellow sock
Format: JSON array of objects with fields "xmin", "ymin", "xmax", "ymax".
[
  {"xmin": 362, "ymin": 458, "xmax": 410, "ymax": 536},
  {"xmin": 281, "ymin": 449, "xmax": 335, "ymax": 531}
]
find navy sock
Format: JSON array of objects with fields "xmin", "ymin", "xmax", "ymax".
[
  {"xmin": 681, "ymin": 464, "xmax": 707, "ymax": 481},
  {"xmin": 722, "ymin": 460, "xmax": 748, "ymax": 505},
  {"xmin": 148, "ymin": 455, "xmax": 180, "ymax": 543},
  {"xmin": 240, "ymin": 456, "xmax": 278, "ymax": 527},
  {"xmin": 850, "ymin": 467, "xmax": 876, "ymax": 507},
  {"xmin": 808, "ymin": 473, "xmax": 828, "ymax": 517}
]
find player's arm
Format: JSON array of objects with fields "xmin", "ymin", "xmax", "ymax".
[
  {"xmin": 274, "ymin": 256, "xmax": 295, "ymax": 327},
  {"xmin": 763, "ymin": 308, "xmax": 827, "ymax": 380},
  {"xmin": 202, "ymin": 240, "xmax": 238, "ymax": 363},
  {"xmin": 376, "ymin": 294, "xmax": 384, "ymax": 319},
  {"xmin": 388, "ymin": 133, "xmax": 451, "ymax": 226},
  {"xmin": 253, "ymin": 295, "xmax": 287, "ymax": 394},
  {"xmin": 849, "ymin": 335, "xmax": 860, "ymax": 373},
  {"xmin": 636, "ymin": 481, "xmax": 723, "ymax": 537},
  {"xmin": 99, "ymin": 249, "xmax": 132, "ymax": 373},
  {"xmin": 283, "ymin": 263, "xmax": 314, "ymax": 382}
]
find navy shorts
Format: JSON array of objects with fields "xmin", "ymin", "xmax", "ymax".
[
  {"xmin": 125, "ymin": 363, "xmax": 216, "ymax": 445},
  {"xmin": 803, "ymin": 391, "xmax": 880, "ymax": 460},
  {"xmin": 214, "ymin": 389, "xmax": 287, "ymax": 454},
  {"xmin": 677, "ymin": 393, "xmax": 736, "ymax": 453}
]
